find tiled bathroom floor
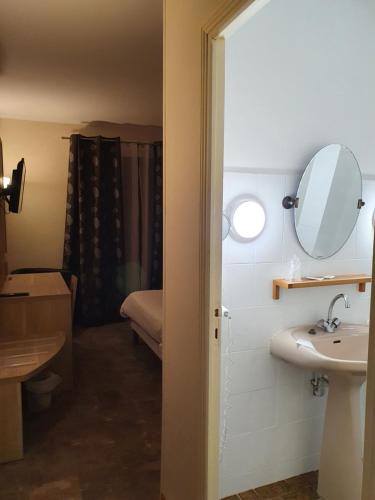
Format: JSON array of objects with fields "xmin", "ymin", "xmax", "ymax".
[{"xmin": 223, "ymin": 471, "xmax": 319, "ymax": 499}]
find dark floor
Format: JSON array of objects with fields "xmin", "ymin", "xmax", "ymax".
[
  {"xmin": 223, "ymin": 471, "xmax": 319, "ymax": 500},
  {"xmin": 0, "ymin": 322, "xmax": 162, "ymax": 500}
]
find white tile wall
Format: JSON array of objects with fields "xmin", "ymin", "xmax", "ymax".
[{"xmin": 220, "ymin": 171, "xmax": 375, "ymax": 497}]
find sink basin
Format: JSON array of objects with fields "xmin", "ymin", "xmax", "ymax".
[
  {"xmin": 270, "ymin": 323, "xmax": 369, "ymax": 500},
  {"xmin": 270, "ymin": 323, "xmax": 368, "ymax": 374}
]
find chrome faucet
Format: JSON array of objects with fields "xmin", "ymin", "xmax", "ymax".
[{"xmin": 316, "ymin": 293, "xmax": 351, "ymax": 333}]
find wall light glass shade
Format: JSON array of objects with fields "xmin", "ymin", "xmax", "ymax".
[
  {"xmin": 228, "ymin": 196, "xmax": 266, "ymax": 242},
  {"xmin": 2, "ymin": 176, "xmax": 10, "ymax": 189}
]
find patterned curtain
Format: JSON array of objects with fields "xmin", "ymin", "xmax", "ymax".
[
  {"xmin": 63, "ymin": 135, "xmax": 125, "ymax": 325},
  {"xmin": 63, "ymin": 135, "xmax": 163, "ymax": 326},
  {"xmin": 121, "ymin": 142, "xmax": 163, "ymax": 295}
]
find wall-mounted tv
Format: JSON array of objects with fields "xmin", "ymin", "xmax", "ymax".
[
  {"xmin": 1, "ymin": 158, "xmax": 26, "ymax": 214},
  {"xmin": 0, "ymin": 139, "xmax": 6, "ymax": 285}
]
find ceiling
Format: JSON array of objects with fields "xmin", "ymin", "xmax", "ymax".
[{"xmin": 0, "ymin": 0, "xmax": 163, "ymax": 126}]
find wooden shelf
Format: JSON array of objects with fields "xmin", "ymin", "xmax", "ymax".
[{"xmin": 273, "ymin": 274, "xmax": 372, "ymax": 300}]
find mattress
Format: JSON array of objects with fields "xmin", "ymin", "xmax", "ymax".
[{"xmin": 120, "ymin": 290, "xmax": 163, "ymax": 344}]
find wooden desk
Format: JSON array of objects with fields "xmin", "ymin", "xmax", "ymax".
[
  {"xmin": 0, "ymin": 273, "xmax": 72, "ymax": 463},
  {"xmin": 0, "ymin": 334, "xmax": 65, "ymax": 463}
]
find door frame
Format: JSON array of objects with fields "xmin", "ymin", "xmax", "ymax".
[
  {"xmin": 205, "ymin": 36, "xmax": 225, "ymax": 500},
  {"xmin": 200, "ymin": 1, "xmax": 375, "ymax": 499},
  {"xmin": 201, "ymin": 2, "xmax": 257, "ymax": 498}
]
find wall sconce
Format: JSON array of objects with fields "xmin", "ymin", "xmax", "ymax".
[{"xmin": 226, "ymin": 195, "xmax": 266, "ymax": 242}]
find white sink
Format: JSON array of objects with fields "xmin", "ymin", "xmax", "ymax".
[
  {"xmin": 270, "ymin": 323, "xmax": 368, "ymax": 374},
  {"xmin": 271, "ymin": 323, "xmax": 369, "ymax": 500}
]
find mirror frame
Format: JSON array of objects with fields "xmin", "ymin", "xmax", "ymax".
[{"xmin": 293, "ymin": 144, "xmax": 363, "ymax": 259}]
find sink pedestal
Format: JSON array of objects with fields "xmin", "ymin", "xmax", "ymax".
[
  {"xmin": 318, "ymin": 372, "xmax": 365, "ymax": 500},
  {"xmin": 270, "ymin": 324, "xmax": 368, "ymax": 500}
]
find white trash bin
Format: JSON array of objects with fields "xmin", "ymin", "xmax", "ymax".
[{"xmin": 25, "ymin": 371, "xmax": 62, "ymax": 412}]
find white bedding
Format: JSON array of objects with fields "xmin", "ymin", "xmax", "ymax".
[{"xmin": 120, "ymin": 290, "xmax": 163, "ymax": 344}]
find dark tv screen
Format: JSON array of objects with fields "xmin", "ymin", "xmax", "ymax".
[{"xmin": 8, "ymin": 159, "xmax": 26, "ymax": 214}]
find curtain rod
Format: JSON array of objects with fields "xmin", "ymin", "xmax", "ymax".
[{"xmin": 61, "ymin": 136, "xmax": 157, "ymax": 146}]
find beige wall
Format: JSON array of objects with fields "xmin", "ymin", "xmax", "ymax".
[
  {"xmin": 0, "ymin": 118, "xmax": 162, "ymax": 272},
  {"xmin": 162, "ymin": 1, "xmax": 220, "ymax": 499}
]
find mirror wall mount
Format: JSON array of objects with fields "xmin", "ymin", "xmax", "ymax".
[
  {"xmin": 282, "ymin": 195, "xmax": 365, "ymax": 211},
  {"xmin": 282, "ymin": 195, "xmax": 299, "ymax": 209},
  {"xmin": 358, "ymin": 199, "xmax": 366, "ymax": 209}
]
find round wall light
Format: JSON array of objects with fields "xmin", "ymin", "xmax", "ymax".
[{"xmin": 227, "ymin": 195, "xmax": 266, "ymax": 242}]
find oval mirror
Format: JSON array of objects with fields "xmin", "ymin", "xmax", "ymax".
[{"xmin": 295, "ymin": 144, "xmax": 362, "ymax": 259}]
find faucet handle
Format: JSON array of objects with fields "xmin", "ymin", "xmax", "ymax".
[
  {"xmin": 316, "ymin": 319, "xmax": 328, "ymax": 331},
  {"xmin": 331, "ymin": 317, "xmax": 341, "ymax": 329},
  {"xmin": 316, "ymin": 318, "xmax": 337, "ymax": 333}
]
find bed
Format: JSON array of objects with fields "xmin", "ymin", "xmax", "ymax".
[{"xmin": 120, "ymin": 290, "xmax": 163, "ymax": 359}]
